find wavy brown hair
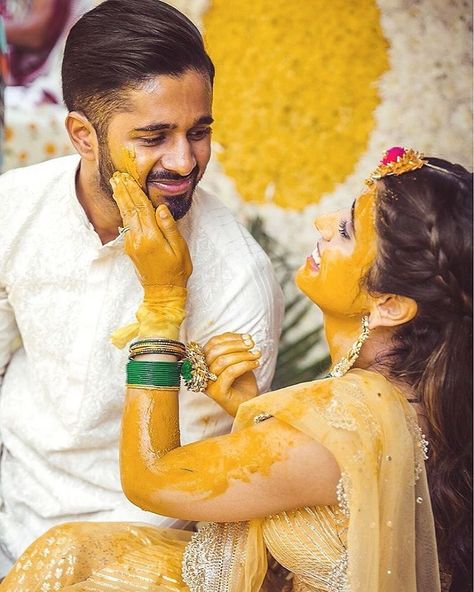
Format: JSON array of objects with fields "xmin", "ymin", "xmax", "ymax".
[{"xmin": 365, "ymin": 158, "xmax": 473, "ymax": 591}]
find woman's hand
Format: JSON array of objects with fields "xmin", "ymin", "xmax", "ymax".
[
  {"xmin": 110, "ymin": 172, "xmax": 192, "ymax": 288},
  {"xmin": 109, "ymin": 172, "xmax": 191, "ymax": 345},
  {"xmin": 203, "ymin": 333, "xmax": 261, "ymax": 416}
]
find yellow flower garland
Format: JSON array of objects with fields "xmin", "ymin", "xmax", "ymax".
[{"xmin": 203, "ymin": 0, "xmax": 388, "ymax": 209}]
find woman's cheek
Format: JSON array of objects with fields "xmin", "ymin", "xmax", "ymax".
[{"xmin": 296, "ymin": 250, "xmax": 369, "ymax": 316}]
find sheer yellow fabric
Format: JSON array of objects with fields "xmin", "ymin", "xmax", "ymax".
[
  {"xmin": 230, "ymin": 368, "xmax": 440, "ymax": 591},
  {"xmin": 110, "ymin": 285, "xmax": 187, "ymax": 347}
]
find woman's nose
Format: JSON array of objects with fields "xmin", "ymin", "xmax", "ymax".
[{"xmin": 314, "ymin": 212, "xmax": 338, "ymax": 241}]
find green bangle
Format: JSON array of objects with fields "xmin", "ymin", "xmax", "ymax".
[{"xmin": 126, "ymin": 360, "xmax": 181, "ymax": 388}]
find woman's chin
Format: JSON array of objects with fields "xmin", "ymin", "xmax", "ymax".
[{"xmin": 295, "ymin": 265, "xmax": 320, "ymax": 305}]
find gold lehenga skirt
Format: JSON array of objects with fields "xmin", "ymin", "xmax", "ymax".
[{"xmin": 0, "ymin": 522, "xmax": 192, "ymax": 592}]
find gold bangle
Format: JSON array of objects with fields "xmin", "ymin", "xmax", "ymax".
[
  {"xmin": 126, "ymin": 384, "xmax": 180, "ymax": 391},
  {"xmin": 129, "ymin": 347, "xmax": 186, "ymax": 360}
]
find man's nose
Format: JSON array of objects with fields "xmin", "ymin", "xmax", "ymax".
[
  {"xmin": 161, "ymin": 138, "xmax": 197, "ymax": 177},
  {"xmin": 314, "ymin": 212, "xmax": 338, "ymax": 241}
]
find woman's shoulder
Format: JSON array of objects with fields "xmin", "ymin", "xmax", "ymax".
[
  {"xmin": 253, "ymin": 368, "xmax": 398, "ymax": 407},
  {"xmin": 235, "ymin": 368, "xmax": 406, "ymax": 431}
]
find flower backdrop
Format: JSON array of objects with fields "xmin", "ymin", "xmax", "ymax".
[{"xmin": 169, "ymin": 0, "xmax": 472, "ymax": 259}]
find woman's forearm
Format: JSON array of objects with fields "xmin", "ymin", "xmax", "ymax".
[{"xmin": 120, "ymin": 384, "xmax": 181, "ymax": 509}]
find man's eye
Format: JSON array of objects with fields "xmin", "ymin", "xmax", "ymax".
[
  {"xmin": 188, "ymin": 128, "xmax": 211, "ymax": 141},
  {"xmin": 338, "ymin": 220, "xmax": 350, "ymax": 239},
  {"xmin": 141, "ymin": 135, "xmax": 166, "ymax": 145}
]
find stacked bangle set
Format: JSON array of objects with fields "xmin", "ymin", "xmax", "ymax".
[{"xmin": 126, "ymin": 338, "xmax": 217, "ymax": 393}]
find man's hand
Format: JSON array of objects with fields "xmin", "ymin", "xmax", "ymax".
[
  {"xmin": 110, "ymin": 172, "xmax": 192, "ymax": 289},
  {"xmin": 203, "ymin": 333, "xmax": 261, "ymax": 416}
]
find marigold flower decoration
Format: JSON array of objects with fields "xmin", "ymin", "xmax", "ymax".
[{"xmin": 366, "ymin": 146, "xmax": 427, "ymax": 185}]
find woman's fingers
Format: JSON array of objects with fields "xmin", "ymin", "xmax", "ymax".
[
  {"xmin": 111, "ymin": 172, "xmax": 166, "ymax": 240},
  {"xmin": 119, "ymin": 174, "xmax": 162, "ymax": 242},
  {"xmin": 208, "ymin": 350, "xmax": 261, "ymax": 377},
  {"xmin": 210, "ymin": 362, "xmax": 259, "ymax": 393},
  {"xmin": 111, "ymin": 173, "xmax": 188, "ymax": 260},
  {"xmin": 110, "ymin": 175, "xmax": 144, "ymax": 255},
  {"xmin": 155, "ymin": 205, "xmax": 188, "ymax": 256},
  {"xmin": 110, "ymin": 173, "xmax": 137, "ymax": 224},
  {"xmin": 204, "ymin": 333, "xmax": 254, "ymax": 360}
]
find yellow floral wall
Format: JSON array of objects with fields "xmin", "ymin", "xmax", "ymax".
[
  {"xmin": 204, "ymin": 0, "xmax": 388, "ymax": 210},
  {"xmin": 179, "ymin": 0, "xmax": 472, "ymax": 261}
]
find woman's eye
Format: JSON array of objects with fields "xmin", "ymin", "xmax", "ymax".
[
  {"xmin": 338, "ymin": 220, "xmax": 351, "ymax": 239},
  {"xmin": 189, "ymin": 128, "xmax": 211, "ymax": 141}
]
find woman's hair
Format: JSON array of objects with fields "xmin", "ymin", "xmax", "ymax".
[{"xmin": 366, "ymin": 158, "xmax": 473, "ymax": 590}]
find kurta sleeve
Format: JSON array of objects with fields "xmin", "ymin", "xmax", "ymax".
[
  {"xmin": 0, "ymin": 284, "xmax": 20, "ymax": 515},
  {"xmin": 179, "ymin": 237, "xmax": 284, "ymax": 445},
  {"xmin": 0, "ymin": 287, "xmax": 18, "ymax": 389}
]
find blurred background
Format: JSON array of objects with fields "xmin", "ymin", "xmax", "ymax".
[{"xmin": 0, "ymin": 0, "xmax": 472, "ymax": 387}]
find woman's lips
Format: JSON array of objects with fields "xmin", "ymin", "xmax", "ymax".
[
  {"xmin": 307, "ymin": 242, "xmax": 321, "ymax": 272},
  {"xmin": 307, "ymin": 255, "xmax": 320, "ymax": 272},
  {"xmin": 148, "ymin": 178, "xmax": 193, "ymax": 195}
]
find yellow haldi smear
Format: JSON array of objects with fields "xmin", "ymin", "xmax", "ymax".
[
  {"xmin": 322, "ymin": 188, "xmax": 378, "ymax": 362},
  {"xmin": 158, "ymin": 427, "xmax": 289, "ymax": 499},
  {"xmin": 121, "ymin": 388, "xmax": 289, "ymax": 505},
  {"xmin": 121, "ymin": 146, "xmax": 141, "ymax": 183},
  {"xmin": 295, "ymin": 186, "xmax": 378, "ymax": 362}
]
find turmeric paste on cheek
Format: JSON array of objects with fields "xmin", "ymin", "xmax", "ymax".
[{"xmin": 120, "ymin": 145, "xmax": 142, "ymax": 185}]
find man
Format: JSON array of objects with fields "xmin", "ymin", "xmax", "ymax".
[{"xmin": 0, "ymin": 0, "xmax": 283, "ymax": 574}]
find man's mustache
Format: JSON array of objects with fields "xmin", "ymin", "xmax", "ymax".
[{"xmin": 147, "ymin": 166, "xmax": 199, "ymax": 183}]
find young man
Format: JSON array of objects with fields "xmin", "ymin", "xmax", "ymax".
[{"xmin": 0, "ymin": 0, "xmax": 283, "ymax": 573}]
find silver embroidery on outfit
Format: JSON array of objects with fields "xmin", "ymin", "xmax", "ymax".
[{"xmin": 182, "ymin": 522, "xmax": 248, "ymax": 592}]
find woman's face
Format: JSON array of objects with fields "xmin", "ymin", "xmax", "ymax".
[{"xmin": 296, "ymin": 187, "xmax": 378, "ymax": 317}]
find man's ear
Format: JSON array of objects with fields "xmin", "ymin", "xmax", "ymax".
[
  {"xmin": 368, "ymin": 294, "xmax": 418, "ymax": 330},
  {"xmin": 65, "ymin": 111, "xmax": 98, "ymax": 162}
]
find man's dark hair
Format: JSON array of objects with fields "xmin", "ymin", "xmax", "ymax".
[{"xmin": 62, "ymin": 0, "xmax": 215, "ymax": 135}]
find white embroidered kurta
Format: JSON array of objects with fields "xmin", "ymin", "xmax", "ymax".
[{"xmin": 0, "ymin": 155, "xmax": 283, "ymax": 569}]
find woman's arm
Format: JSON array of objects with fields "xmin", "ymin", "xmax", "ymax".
[{"xmin": 120, "ymin": 385, "xmax": 340, "ymax": 523}]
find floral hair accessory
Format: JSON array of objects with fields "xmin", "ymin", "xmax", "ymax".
[{"xmin": 366, "ymin": 146, "xmax": 427, "ymax": 186}]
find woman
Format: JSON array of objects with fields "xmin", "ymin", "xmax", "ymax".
[{"xmin": 1, "ymin": 147, "xmax": 471, "ymax": 591}]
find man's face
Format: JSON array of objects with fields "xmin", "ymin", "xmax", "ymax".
[{"xmin": 97, "ymin": 70, "xmax": 213, "ymax": 220}]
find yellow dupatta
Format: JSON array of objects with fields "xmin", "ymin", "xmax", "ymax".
[{"xmin": 217, "ymin": 368, "xmax": 440, "ymax": 591}]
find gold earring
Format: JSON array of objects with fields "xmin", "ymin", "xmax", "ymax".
[{"xmin": 329, "ymin": 315, "xmax": 370, "ymax": 378}]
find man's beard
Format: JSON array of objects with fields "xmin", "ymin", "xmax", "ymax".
[{"xmin": 97, "ymin": 141, "xmax": 198, "ymax": 220}]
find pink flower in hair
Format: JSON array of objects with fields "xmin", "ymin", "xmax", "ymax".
[
  {"xmin": 381, "ymin": 146, "xmax": 406, "ymax": 165},
  {"xmin": 366, "ymin": 147, "xmax": 427, "ymax": 185}
]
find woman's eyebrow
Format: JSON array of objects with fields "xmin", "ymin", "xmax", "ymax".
[{"xmin": 351, "ymin": 201, "xmax": 356, "ymax": 235}]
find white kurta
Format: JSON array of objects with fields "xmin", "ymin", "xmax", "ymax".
[{"xmin": 0, "ymin": 155, "xmax": 283, "ymax": 568}]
